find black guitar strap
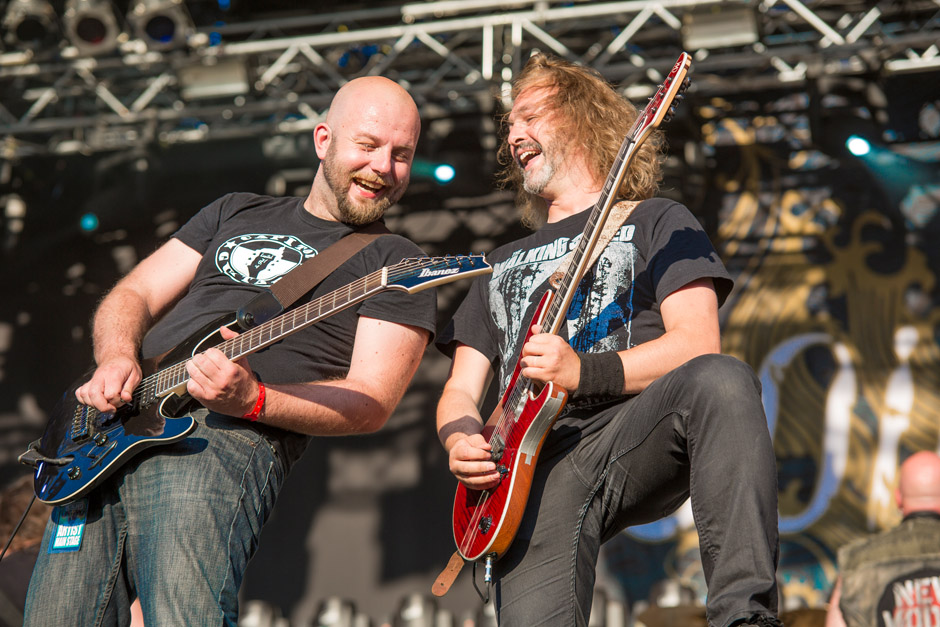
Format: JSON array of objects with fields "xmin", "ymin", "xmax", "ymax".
[{"xmin": 235, "ymin": 220, "xmax": 391, "ymax": 329}]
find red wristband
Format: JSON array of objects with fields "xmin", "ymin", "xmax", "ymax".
[{"xmin": 242, "ymin": 381, "xmax": 265, "ymax": 422}]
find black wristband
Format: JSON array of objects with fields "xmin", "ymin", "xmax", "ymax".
[{"xmin": 574, "ymin": 351, "xmax": 625, "ymax": 399}]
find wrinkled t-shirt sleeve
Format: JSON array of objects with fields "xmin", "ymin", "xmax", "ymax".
[
  {"xmin": 645, "ymin": 201, "xmax": 734, "ymax": 307},
  {"xmin": 170, "ymin": 193, "xmax": 234, "ymax": 254}
]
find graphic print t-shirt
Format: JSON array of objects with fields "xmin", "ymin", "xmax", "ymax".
[
  {"xmin": 140, "ymin": 193, "xmax": 437, "ymax": 460},
  {"xmin": 438, "ymin": 198, "xmax": 732, "ymax": 438}
]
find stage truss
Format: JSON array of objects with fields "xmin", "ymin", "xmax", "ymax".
[{"xmin": 0, "ymin": 0, "xmax": 938, "ymax": 158}]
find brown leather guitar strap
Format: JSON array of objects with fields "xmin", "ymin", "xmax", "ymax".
[
  {"xmin": 548, "ymin": 199, "xmax": 639, "ymax": 288},
  {"xmin": 432, "ymin": 551, "xmax": 465, "ymax": 597},
  {"xmin": 236, "ymin": 220, "xmax": 391, "ymax": 329}
]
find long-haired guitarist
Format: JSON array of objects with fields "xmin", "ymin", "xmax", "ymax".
[
  {"xmin": 436, "ymin": 53, "xmax": 783, "ymax": 627},
  {"xmin": 24, "ymin": 77, "xmax": 437, "ymax": 626}
]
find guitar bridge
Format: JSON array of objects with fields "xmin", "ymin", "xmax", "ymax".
[{"xmin": 70, "ymin": 404, "xmax": 95, "ymax": 443}]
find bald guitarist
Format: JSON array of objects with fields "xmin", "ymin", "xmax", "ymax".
[{"xmin": 25, "ymin": 76, "xmax": 437, "ymax": 626}]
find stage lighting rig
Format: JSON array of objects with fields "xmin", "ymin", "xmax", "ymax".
[
  {"xmin": 2, "ymin": 0, "xmax": 58, "ymax": 52},
  {"xmin": 682, "ymin": 2, "xmax": 759, "ymax": 51},
  {"xmin": 62, "ymin": 0, "xmax": 123, "ymax": 56},
  {"xmin": 127, "ymin": 0, "xmax": 194, "ymax": 52}
]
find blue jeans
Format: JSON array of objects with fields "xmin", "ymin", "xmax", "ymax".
[
  {"xmin": 494, "ymin": 354, "xmax": 780, "ymax": 627},
  {"xmin": 24, "ymin": 410, "xmax": 287, "ymax": 627}
]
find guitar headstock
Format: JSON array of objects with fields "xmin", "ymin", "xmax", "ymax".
[
  {"xmin": 387, "ymin": 254, "xmax": 492, "ymax": 293},
  {"xmin": 630, "ymin": 52, "xmax": 692, "ymax": 142}
]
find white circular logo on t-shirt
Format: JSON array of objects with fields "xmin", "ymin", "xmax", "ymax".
[{"xmin": 215, "ymin": 234, "xmax": 317, "ymax": 286}]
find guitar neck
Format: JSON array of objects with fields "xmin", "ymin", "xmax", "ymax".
[
  {"xmin": 540, "ymin": 53, "xmax": 689, "ymax": 337},
  {"xmin": 540, "ymin": 134, "xmax": 643, "ymax": 337},
  {"xmin": 221, "ymin": 269, "xmax": 387, "ymax": 362},
  {"xmin": 129, "ymin": 254, "xmax": 491, "ymax": 407},
  {"xmin": 143, "ymin": 267, "xmax": 389, "ymax": 401}
]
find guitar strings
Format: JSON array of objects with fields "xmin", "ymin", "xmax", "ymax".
[
  {"xmin": 485, "ymin": 112, "xmax": 653, "ymax": 448},
  {"xmin": 482, "ymin": 119, "xmax": 646, "ymax": 459},
  {"xmin": 146, "ymin": 256, "xmax": 476, "ymax": 399}
]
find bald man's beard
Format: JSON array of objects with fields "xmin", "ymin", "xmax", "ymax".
[{"xmin": 322, "ymin": 144, "xmax": 407, "ymax": 226}]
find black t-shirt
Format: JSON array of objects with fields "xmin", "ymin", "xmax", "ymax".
[
  {"xmin": 437, "ymin": 197, "xmax": 732, "ymax": 438},
  {"xmin": 141, "ymin": 192, "xmax": 438, "ymax": 461}
]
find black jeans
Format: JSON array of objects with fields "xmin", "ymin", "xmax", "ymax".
[{"xmin": 494, "ymin": 354, "xmax": 780, "ymax": 627}]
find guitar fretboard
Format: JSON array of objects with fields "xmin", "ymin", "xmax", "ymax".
[
  {"xmin": 125, "ymin": 255, "xmax": 488, "ymax": 409},
  {"xmin": 541, "ymin": 134, "xmax": 636, "ymax": 337}
]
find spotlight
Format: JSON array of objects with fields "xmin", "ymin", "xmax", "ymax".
[
  {"xmin": 127, "ymin": 0, "xmax": 193, "ymax": 51},
  {"xmin": 315, "ymin": 597, "xmax": 356, "ymax": 627},
  {"xmin": 433, "ymin": 163, "xmax": 456, "ymax": 184},
  {"xmin": 2, "ymin": 0, "xmax": 58, "ymax": 51},
  {"xmin": 682, "ymin": 2, "xmax": 759, "ymax": 51},
  {"xmin": 846, "ymin": 135, "xmax": 871, "ymax": 157},
  {"xmin": 412, "ymin": 159, "xmax": 458, "ymax": 186},
  {"xmin": 63, "ymin": 0, "xmax": 123, "ymax": 56},
  {"xmin": 177, "ymin": 58, "xmax": 249, "ymax": 100},
  {"xmin": 393, "ymin": 594, "xmax": 438, "ymax": 627},
  {"xmin": 79, "ymin": 212, "xmax": 99, "ymax": 232}
]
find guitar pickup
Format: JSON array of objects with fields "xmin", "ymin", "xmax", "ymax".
[
  {"xmin": 490, "ymin": 436, "xmax": 505, "ymax": 462},
  {"xmin": 87, "ymin": 441, "xmax": 117, "ymax": 469}
]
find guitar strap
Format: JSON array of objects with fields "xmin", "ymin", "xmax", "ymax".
[
  {"xmin": 236, "ymin": 220, "xmax": 391, "ymax": 329},
  {"xmin": 548, "ymin": 199, "xmax": 640, "ymax": 287}
]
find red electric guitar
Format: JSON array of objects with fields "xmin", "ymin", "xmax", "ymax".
[{"xmin": 450, "ymin": 53, "xmax": 692, "ymax": 566}]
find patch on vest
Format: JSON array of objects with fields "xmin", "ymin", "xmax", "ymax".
[
  {"xmin": 215, "ymin": 234, "xmax": 317, "ymax": 286},
  {"xmin": 877, "ymin": 567, "xmax": 940, "ymax": 626}
]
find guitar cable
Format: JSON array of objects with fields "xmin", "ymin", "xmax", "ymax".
[
  {"xmin": 0, "ymin": 492, "xmax": 37, "ymax": 565},
  {"xmin": 472, "ymin": 554, "xmax": 496, "ymax": 604}
]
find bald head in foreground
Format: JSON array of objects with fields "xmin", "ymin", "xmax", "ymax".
[{"xmin": 895, "ymin": 451, "xmax": 940, "ymax": 516}]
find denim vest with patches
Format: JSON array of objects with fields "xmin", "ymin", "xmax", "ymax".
[{"xmin": 837, "ymin": 514, "xmax": 940, "ymax": 627}]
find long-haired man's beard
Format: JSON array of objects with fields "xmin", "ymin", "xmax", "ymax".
[
  {"xmin": 323, "ymin": 150, "xmax": 404, "ymax": 226},
  {"xmin": 520, "ymin": 141, "xmax": 559, "ymax": 196}
]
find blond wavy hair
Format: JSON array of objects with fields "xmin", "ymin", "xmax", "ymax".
[{"xmin": 497, "ymin": 53, "xmax": 664, "ymax": 229}]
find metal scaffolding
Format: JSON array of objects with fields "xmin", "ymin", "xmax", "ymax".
[{"xmin": 1, "ymin": 0, "xmax": 938, "ymax": 157}]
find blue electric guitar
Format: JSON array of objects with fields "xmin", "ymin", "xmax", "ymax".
[{"xmin": 21, "ymin": 254, "xmax": 491, "ymax": 505}]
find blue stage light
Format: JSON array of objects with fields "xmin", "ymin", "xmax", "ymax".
[
  {"xmin": 411, "ymin": 159, "xmax": 458, "ymax": 186},
  {"xmin": 433, "ymin": 164, "xmax": 456, "ymax": 184},
  {"xmin": 846, "ymin": 135, "xmax": 871, "ymax": 157},
  {"xmin": 79, "ymin": 212, "xmax": 99, "ymax": 232}
]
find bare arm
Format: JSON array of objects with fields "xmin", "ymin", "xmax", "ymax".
[
  {"xmin": 76, "ymin": 238, "xmax": 203, "ymax": 412},
  {"xmin": 436, "ymin": 344, "xmax": 502, "ymax": 489},
  {"xmin": 519, "ymin": 277, "xmax": 722, "ymax": 394},
  {"xmin": 186, "ymin": 316, "xmax": 430, "ymax": 436},
  {"xmin": 825, "ymin": 577, "xmax": 847, "ymax": 627}
]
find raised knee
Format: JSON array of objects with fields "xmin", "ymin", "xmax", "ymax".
[
  {"xmin": 682, "ymin": 354, "xmax": 761, "ymax": 402},
  {"xmin": 686, "ymin": 353, "xmax": 755, "ymax": 383}
]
